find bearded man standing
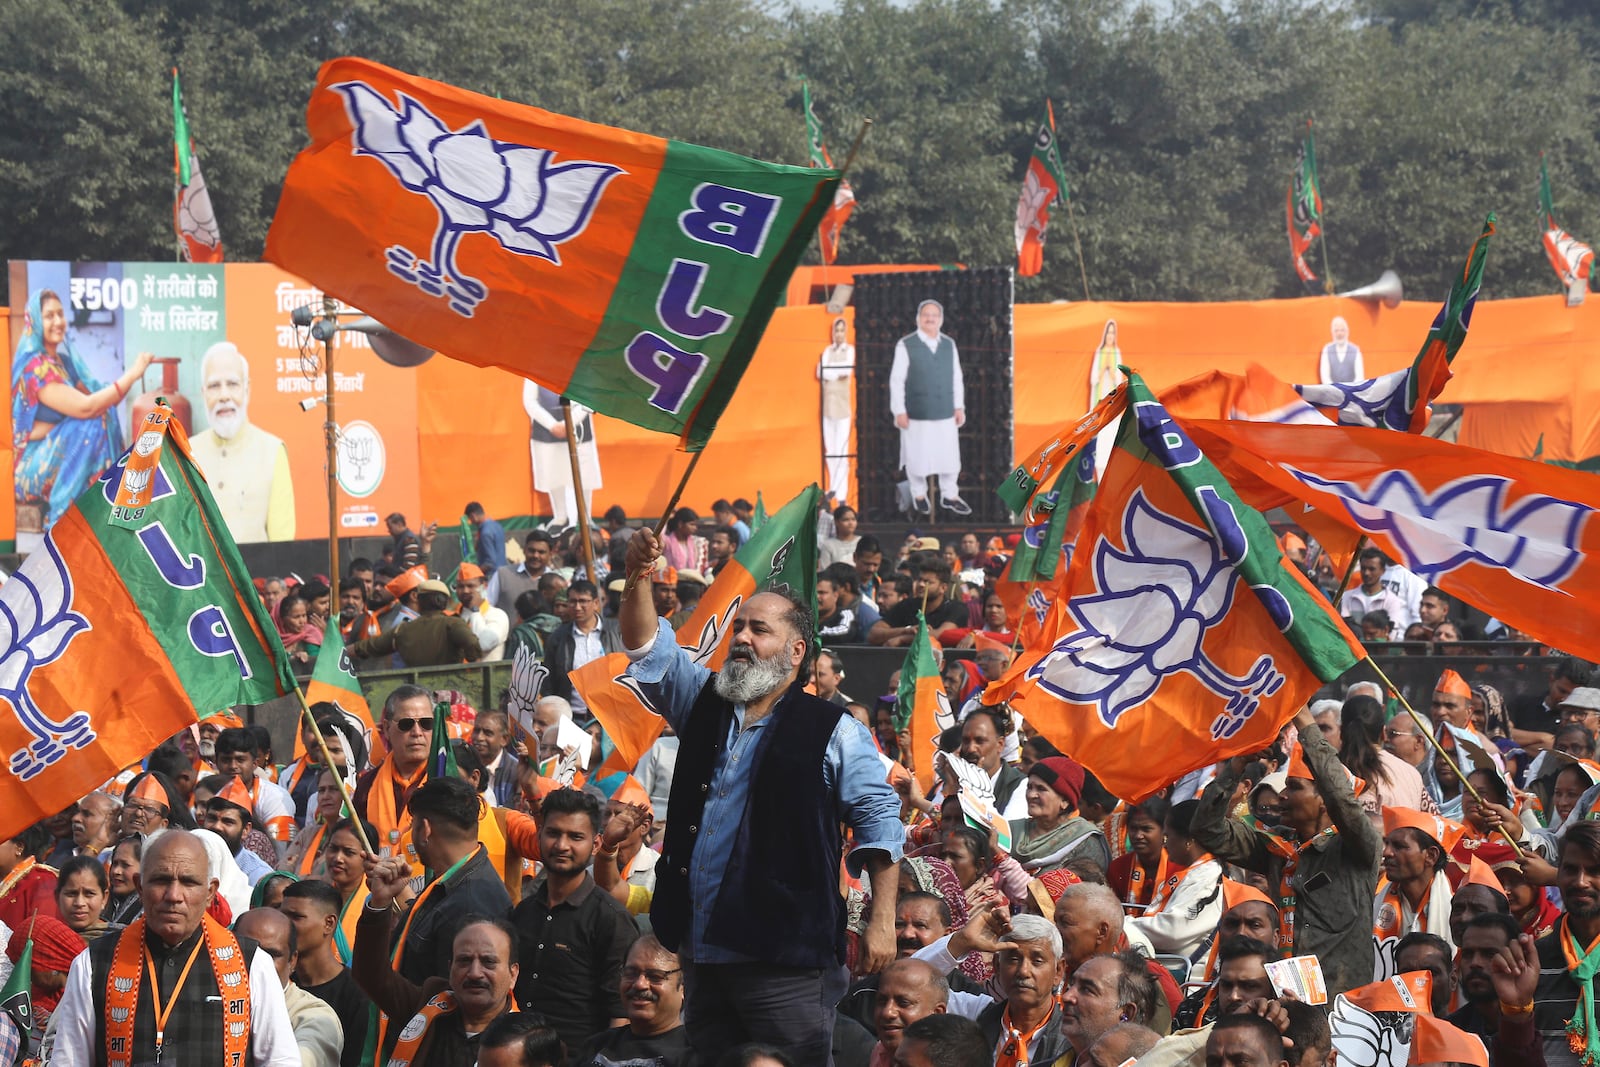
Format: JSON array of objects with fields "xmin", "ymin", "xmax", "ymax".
[{"xmin": 619, "ymin": 528, "xmax": 904, "ymax": 1066}]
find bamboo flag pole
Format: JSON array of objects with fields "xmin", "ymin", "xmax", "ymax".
[
  {"xmin": 1359, "ymin": 656, "xmax": 1525, "ymax": 860},
  {"xmin": 561, "ymin": 400, "xmax": 599, "ymax": 587},
  {"xmin": 291, "ymin": 690, "xmax": 376, "ymax": 857}
]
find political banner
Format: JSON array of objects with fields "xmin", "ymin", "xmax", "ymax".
[{"xmin": 7, "ymin": 260, "xmax": 420, "ymax": 548}]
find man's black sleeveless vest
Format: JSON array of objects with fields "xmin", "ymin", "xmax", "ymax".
[{"xmin": 652, "ymin": 677, "xmax": 846, "ymax": 968}]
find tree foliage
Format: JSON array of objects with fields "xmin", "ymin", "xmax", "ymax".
[{"xmin": 2, "ymin": 0, "xmax": 1596, "ymax": 300}]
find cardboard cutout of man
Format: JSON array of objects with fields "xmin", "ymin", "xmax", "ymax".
[
  {"xmin": 891, "ymin": 300, "xmax": 969, "ymax": 516},
  {"xmin": 523, "ymin": 380, "xmax": 600, "ymax": 530}
]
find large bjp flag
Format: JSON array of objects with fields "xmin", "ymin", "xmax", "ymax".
[
  {"xmin": 578, "ymin": 484, "xmax": 822, "ymax": 775},
  {"xmin": 0, "ymin": 404, "xmax": 292, "ymax": 841},
  {"xmin": 265, "ymin": 58, "xmax": 840, "ymax": 449},
  {"xmin": 1184, "ymin": 415, "xmax": 1600, "ymax": 668},
  {"xmin": 988, "ymin": 371, "xmax": 1364, "ymax": 802}
]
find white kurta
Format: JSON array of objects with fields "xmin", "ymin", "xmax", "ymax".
[
  {"xmin": 890, "ymin": 331, "xmax": 964, "ymax": 488},
  {"xmin": 523, "ymin": 379, "xmax": 601, "ymax": 492}
]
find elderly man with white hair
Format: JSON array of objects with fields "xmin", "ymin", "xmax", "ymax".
[
  {"xmin": 1318, "ymin": 314, "xmax": 1364, "ymax": 384},
  {"xmin": 908, "ymin": 913, "xmax": 1073, "ymax": 1062},
  {"xmin": 188, "ymin": 341, "xmax": 295, "ymax": 542}
]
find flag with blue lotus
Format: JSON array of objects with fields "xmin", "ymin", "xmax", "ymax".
[{"xmin": 989, "ymin": 370, "xmax": 1363, "ymax": 802}]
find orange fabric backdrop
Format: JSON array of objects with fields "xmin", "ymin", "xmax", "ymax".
[
  {"xmin": 7, "ymin": 285, "xmax": 1596, "ymax": 537},
  {"xmin": 416, "ymin": 291, "xmax": 1600, "ymax": 525}
]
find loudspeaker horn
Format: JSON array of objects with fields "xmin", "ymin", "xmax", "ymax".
[
  {"xmin": 339, "ymin": 317, "xmax": 436, "ymax": 367},
  {"xmin": 1337, "ymin": 269, "xmax": 1403, "ymax": 309}
]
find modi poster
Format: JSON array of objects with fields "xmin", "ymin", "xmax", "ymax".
[{"xmin": 6, "ymin": 261, "xmax": 419, "ymax": 548}]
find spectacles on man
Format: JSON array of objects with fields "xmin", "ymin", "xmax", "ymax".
[
  {"xmin": 124, "ymin": 801, "xmax": 166, "ymax": 820},
  {"xmin": 390, "ymin": 717, "xmax": 431, "ymax": 734},
  {"xmin": 621, "ymin": 967, "xmax": 682, "ymax": 985},
  {"xmin": 1383, "ymin": 726, "xmax": 1416, "ymax": 740}
]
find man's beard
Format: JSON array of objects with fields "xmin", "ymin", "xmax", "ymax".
[
  {"xmin": 714, "ymin": 646, "xmax": 793, "ymax": 704},
  {"xmin": 199, "ymin": 739, "xmax": 215, "ymax": 758},
  {"xmin": 209, "ymin": 403, "xmax": 245, "ymax": 441}
]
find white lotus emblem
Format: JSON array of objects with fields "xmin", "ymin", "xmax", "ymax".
[{"xmin": 334, "ymin": 81, "xmax": 625, "ymax": 316}]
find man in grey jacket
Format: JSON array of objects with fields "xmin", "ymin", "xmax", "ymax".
[{"xmin": 1193, "ymin": 704, "xmax": 1381, "ymax": 996}]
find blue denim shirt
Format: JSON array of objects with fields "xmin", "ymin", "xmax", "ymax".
[{"xmin": 626, "ymin": 618, "xmax": 904, "ymax": 962}]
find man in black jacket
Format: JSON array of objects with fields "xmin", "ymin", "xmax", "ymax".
[{"xmin": 541, "ymin": 579, "xmax": 624, "ymax": 717}]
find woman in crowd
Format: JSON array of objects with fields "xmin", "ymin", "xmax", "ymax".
[
  {"xmin": 11, "ymin": 288, "xmax": 151, "ymax": 528},
  {"xmin": 1107, "ymin": 797, "xmax": 1172, "ymax": 913},
  {"xmin": 102, "ymin": 835, "xmax": 143, "ymax": 926},
  {"xmin": 276, "ymin": 592, "xmax": 322, "ymax": 667},
  {"xmin": 54, "ymin": 855, "xmax": 110, "ymax": 943},
  {"xmin": 323, "ymin": 816, "xmax": 376, "ymax": 965},
  {"xmin": 287, "ymin": 767, "xmax": 347, "ymax": 877},
  {"xmin": 818, "ymin": 505, "xmax": 860, "ymax": 570},
  {"xmin": 1007, "ymin": 756, "xmax": 1109, "ymax": 874}
]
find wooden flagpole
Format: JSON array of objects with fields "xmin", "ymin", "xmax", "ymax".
[{"xmin": 561, "ymin": 400, "xmax": 599, "ymax": 587}]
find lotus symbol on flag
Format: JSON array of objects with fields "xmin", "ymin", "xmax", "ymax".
[
  {"xmin": 0, "ymin": 535, "xmax": 96, "ymax": 780},
  {"xmin": 1329, "ymin": 996, "xmax": 1414, "ymax": 1067},
  {"xmin": 1015, "ymin": 169, "xmax": 1051, "ymax": 245},
  {"xmin": 334, "ymin": 81, "xmax": 624, "ymax": 316},
  {"xmin": 1027, "ymin": 490, "xmax": 1284, "ymax": 734},
  {"xmin": 1286, "ymin": 468, "xmax": 1591, "ymax": 588}
]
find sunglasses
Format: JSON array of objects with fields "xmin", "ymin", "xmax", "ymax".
[{"xmin": 391, "ymin": 717, "xmax": 431, "ymax": 734}]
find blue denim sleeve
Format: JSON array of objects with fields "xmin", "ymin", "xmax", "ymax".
[
  {"xmin": 828, "ymin": 714, "xmax": 906, "ymax": 876},
  {"xmin": 623, "ymin": 617, "xmax": 711, "ymax": 734}
]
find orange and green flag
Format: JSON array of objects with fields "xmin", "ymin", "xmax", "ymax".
[
  {"xmin": 579, "ymin": 484, "xmax": 822, "ymax": 774},
  {"xmin": 989, "ymin": 370, "xmax": 1363, "ymax": 802},
  {"xmin": 265, "ymin": 57, "xmax": 840, "ymax": 450},
  {"xmin": 894, "ymin": 612, "xmax": 949, "ymax": 795},
  {"xmin": 0, "ymin": 403, "xmax": 291, "ymax": 842},
  {"xmin": 299, "ymin": 622, "xmax": 375, "ymax": 759},
  {"xmin": 172, "ymin": 69, "xmax": 224, "ymax": 263}
]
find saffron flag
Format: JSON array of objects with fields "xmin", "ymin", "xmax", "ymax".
[
  {"xmin": 299, "ymin": 622, "xmax": 375, "ymax": 758},
  {"xmin": 579, "ymin": 484, "xmax": 822, "ymax": 775},
  {"xmin": 265, "ymin": 58, "xmax": 840, "ymax": 450},
  {"xmin": 1015, "ymin": 101, "xmax": 1071, "ymax": 278},
  {"xmin": 1541, "ymin": 155, "xmax": 1593, "ymax": 304},
  {"xmin": 998, "ymin": 384, "xmax": 1126, "ymax": 516},
  {"xmin": 1286, "ymin": 120, "xmax": 1323, "ymax": 288},
  {"xmin": 1183, "ymin": 414, "xmax": 1600, "ymax": 670},
  {"xmin": 0, "ymin": 403, "xmax": 292, "ymax": 842},
  {"xmin": 1328, "ymin": 971, "xmax": 1433, "ymax": 1067},
  {"xmin": 1296, "ymin": 215, "xmax": 1494, "ymax": 434},
  {"xmin": 989, "ymin": 370, "xmax": 1363, "ymax": 802},
  {"xmin": 172, "ymin": 70, "xmax": 224, "ymax": 263},
  {"xmin": 802, "ymin": 79, "xmax": 856, "ymax": 265},
  {"xmin": 894, "ymin": 612, "xmax": 949, "ymax": 794}
]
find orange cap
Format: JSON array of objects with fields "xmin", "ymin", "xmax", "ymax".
[
  {"xmin": 386, "ymin": 565, "xmax": 428, "ymax": 599},
  {"xmin": 972, "ymin": 634, "xmax": 1013, "ymax": 660},
  {"xmin": 1381, "ymin": 806, "xmax": 1466, "ymax": 854},
  {"xmin": 1342, "ymin": 971, "xmax": 1431, "ymax": 1014},
  {"xmin": 1279, "ymin": 531, "xmax": 1307, "ymax": 554},
  {"xmin": 611, "ymin": 775, "xmax": 654, "ymax": 818},
  {"xmin": 1462, "ymin": 856, "xmax": 1506, "ymax": 895},
  {"xmin": 215, "ymin": 775, "xmax": 255, "ymax": 814},
  {"xmin": 652, "ymin": 562, "xmax": 679, "ymax": 585},
  {"xmin": 210, "ymin": 711, "xmax": 244, "ymax": 731},
  {"xmin": 129, "ymin": 774, "xmax": 169, "ymax": 809},
  {"xmin": 1411, "ymin": 1015, "xmax": 1489, "ymax": 1066},
  {"xmin": 1435, "ymin": 669, "xmax": 1472, "ymax": 697},
  {"xmin": 457, "ymin": 563, "xmax": 484, "ymax": 582},
  {"xmin": 1286, "ymin": 742, "xmax": 1366, "ymax": 795},
  {"xmin": 1220, "ymin": 878, "xmax": 1277, "ymax": 914}
]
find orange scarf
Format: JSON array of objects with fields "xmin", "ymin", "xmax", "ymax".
[
  {"xmin": 104, "ymin": 915, "xmax": 249, "ymax": 1067},
  {"xmin": 1265, "ymin": 827, "xmax": 1336, "ymax": 946},
  {"xmin": 1144, "ymin": 853, "xmax": 1208, "ymax": 916},
  {"xmin": 994, "ymin": 1005, "xmax": 1053, "ymax": 1067},
  {"xmin": 295, "ymin": 824, "xmax": 330, "ymax": 878},
  {"xmin": 0, "ymin": 857, "xmax": 37, "ymax": 905},
  {"xmin": 1124, "ymin": 852, "xmax": 1170, "ymax": 910},
  {"xmin": 367, "ymin": 758, "xmax": 427, "ymax": 875}
]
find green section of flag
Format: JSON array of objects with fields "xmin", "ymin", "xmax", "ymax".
[
  {"xmin": 1403, "ymin": 214, "xmax": 1494, "ymax": 413},
  {"xmin": 570, "ymin": 139, "xmax": 839, "ymax": 450},
  {"xmin": 172, "ymin": 70, "xmax": 192, "ymax": 185},
  {"xmin": 1123, "ymin": 370, "xmax": 1361, "ymax": 682},
  {"xmin": 802, "ymin": 78, "xmax": 829, "ymax": 168},
  {"xmin": 309, "ymin": 623, "xmax": 364, "ymax": 704},
  {"xmin": 1008, "ymin": 443, "xmax": 1097, "ymax": 583},
  {"xmin": 743, "ymin": 483, "xmax": 821, "ymax": 617},
  {"xmin": 82, "ymin": 438, "xmax": 294, "ymax": 713},
  {"xmin": 893, "ymin": 611, "xmax": 936, "ymax": 732},
  {"xmin": 428, "ymin": 702, "xmax": 460, "ymax": 782},
  {"xmin": 1295, "ymin": 127, "xmax": 1321, "ymax": 225},
  {"xmin": 751, "ymin": 491, "xmax": 768, "ymax": 534},
  {"xmin": 1034, "ymin": 103, "xmax": 1070, "ymax": 202},
  {"xmin": 0, "ymin": 934, "xmax": 32, "ymax": 1033}
]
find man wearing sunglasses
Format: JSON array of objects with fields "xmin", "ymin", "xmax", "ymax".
[{"xmin": 576, "ymin": 935, "xmax": 693, "ymax": 1067}]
